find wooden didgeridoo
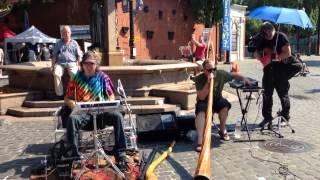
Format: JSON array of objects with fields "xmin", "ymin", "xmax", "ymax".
[{"xmin": 194, "ymin": 77, "xmax": 214, "ymax": 180}]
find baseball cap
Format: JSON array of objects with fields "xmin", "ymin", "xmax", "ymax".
[
  {"xmin": 82, "ymin": 50, "xmax": 99, "ymax": 64},
  {"xmin": 261, "ymin": 22, "xmax": 274, "ymax": 31}
]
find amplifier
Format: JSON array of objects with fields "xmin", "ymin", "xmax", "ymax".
[{"xmin": 136, "ymin": 112, "xmax": 177, "ymax": 133}]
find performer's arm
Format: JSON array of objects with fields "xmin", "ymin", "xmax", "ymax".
[
  {"xmin": 278, "ymin": 44, "xmax": 291, "ymax": 60},
  {"xmin": 108, "ymin": 93, "xmax": 115, "ymax": 101},
  {"xmin": 197, "ymin": 80, "xmax": 210, "ymax": 101},
  {"xmin": 191, "ymin": 34, "xmax": 204, "ymax": 47},
  {"xmin": 64, "ymin": 97, "xmax": 76, "ymax": 110},
  {"xmin": 233, "ymin": 73, "xmax": 252, "ymax": 86}
]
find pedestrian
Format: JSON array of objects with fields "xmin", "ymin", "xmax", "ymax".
[
  {"xmin": 52, "ymin": 25, "xmax": 82, "ymax": 100},
  {"xmin": 20, "ymin": 43, "xmax": 36, "ymax": 62},
  {"xmin": 191, "ymin": 34, "xmax": 207, "ymax": 74},
  {"xmin": 38, "ymin": 43, "xmax": 50, "ymax": 61},
  {"xmin": 0, "ymin": 43, "xmax": 3, "ymax": 76}
]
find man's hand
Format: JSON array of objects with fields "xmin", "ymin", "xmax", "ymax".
[
  {"xmin": 243, "ymin": 77, "xmax": 252, "ymax": 86},
  {"xmin": 207, "ymin": 72, "xmax": 214, "ymax": 80},
  {"xmin": 271, "ymin": 53, "xmax": 280, "ymax": 62},
  {"xmin": 192, "ymin": 34, "xmax": 196, "ymax": 41}
]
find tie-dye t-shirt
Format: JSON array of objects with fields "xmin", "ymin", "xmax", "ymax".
[{"xmin": 65, "ymin": 71, "xmax": 115, "ymax": 102}]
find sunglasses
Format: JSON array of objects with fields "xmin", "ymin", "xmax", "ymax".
[
  {"xmin": 83, "ymin": 62, "xmax": 96, "ymax": 65},
  {"xmin": 206, "ymin": 68, "xmax": 216, "ymax": 73}
]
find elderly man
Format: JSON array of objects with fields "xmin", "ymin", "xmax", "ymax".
[
  {"xmin": 254, "ymin": 22, "xmax": 301, "ymax": 128},
  {"xmin": 52, "ymin": 25, "xmax": 82, "ymax": 100},
  {"xmin": 193, "ymin": 60, "xmax": 251, "ymax": 152}
]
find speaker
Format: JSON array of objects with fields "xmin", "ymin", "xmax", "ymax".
[
  {"xmin": 176, "ymin": 114, "xmax": 196, "ymax": 131},
  {"xmin": 136, "ymin": 112, "xmax": 177, "ymax": 133}
]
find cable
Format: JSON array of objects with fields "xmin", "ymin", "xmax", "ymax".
[
  {"xmin": 241, "ymin": 89, "xmax": 301, "ymax": 179},
  {"xmin": 248, "ymin": 147, "xmax": 301, "ymax": 179}
]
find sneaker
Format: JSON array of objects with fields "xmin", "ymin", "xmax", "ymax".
[
  {"xmin": 117, "ymin": 158, "xmax": 127, "ymax": 172},
  {"xmin": 189, "ymin": 75, "xmax": 195, "ymax": 81},
  {"xmin": 218, "ymin": 131, "xmax": 230, "ymax": 141},
  {"xmin": 258, "ymin": 119, "xmax": 272, "ymax": 128},
  {"xmin": 280, "ymin": 121, "xmax": 288, "ymax": 127}
]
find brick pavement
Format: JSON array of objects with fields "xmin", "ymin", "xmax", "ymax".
[{"xmin": 1, "ymin": 56, "xmax": 320, "ymax": 179}]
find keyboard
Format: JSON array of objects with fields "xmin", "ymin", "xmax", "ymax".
[{"xmin": 71, "ymin": 100, "xmax": 122, "ymax": 115}]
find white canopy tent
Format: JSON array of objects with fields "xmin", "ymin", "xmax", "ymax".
[{"xmin": 4, "ymin": 25, "xmax": 58, "ymax": 63}]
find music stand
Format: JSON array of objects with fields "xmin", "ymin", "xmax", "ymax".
[
  {"xmin": 70, "ymin": 107, "xmax": 125, "ymax": 178},
  {"xmin": 230, "ymin": 81, "xmax": 263, "ymax": 141}
]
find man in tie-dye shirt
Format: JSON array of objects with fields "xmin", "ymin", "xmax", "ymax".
[{"xmin": 64, "ymin": 50, "xmax": 127, "ymax": 171}]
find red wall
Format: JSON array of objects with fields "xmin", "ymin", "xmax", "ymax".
[
  {"xmin": 17, "ymin": 0, "xmax": 90, "ymax": 38},
  {"xmin": 6, "ymin": 0, "xmax": 218, "ymax": 60},
  {"xmin": 116, "ymin": 0, "xmax": 217, "ymax": 60}
]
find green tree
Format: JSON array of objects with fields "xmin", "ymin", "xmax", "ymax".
[{"xmin": 190, "ymin": 0, "xmax": 223, "ymax": 27}]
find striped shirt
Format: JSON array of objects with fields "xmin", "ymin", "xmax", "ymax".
[{"xmin": 65, "ymin": 71, "xmax": 115, "ymax": 102}]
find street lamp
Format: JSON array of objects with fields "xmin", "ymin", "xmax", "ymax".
[{"xmin": 129, "ymin": 0, "xmax": 135, "ymax": 59}]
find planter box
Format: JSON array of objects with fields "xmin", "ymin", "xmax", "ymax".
[{"xmin": 151, "ymin": 83, "xmax": 196, "ymax": 110}]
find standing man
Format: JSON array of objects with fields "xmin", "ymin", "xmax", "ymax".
[
  {"xmin": 65, "ymin": 50, "xmax": 127, "ymax": 170},
  {"xmin": 193, "ymin": 60, "xmax": 251, "ymax": 152},
  {"xmin": 254, "ymin": 22, "xmax": 301, "ymax": 128},
  {"xmin": 38, "ymin": 43, "xmax": 50, "ymax": 61},
  {"xmin": 0, "ymin": 44, "xmax": 3, "ymax": 76},
  {"xmin": 52, "ymin": 25, "xmax": 82, "ymax": 100}
]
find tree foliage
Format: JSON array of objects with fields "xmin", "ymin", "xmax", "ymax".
[{"xmin": 190, "ymin": 0, "xmax": 223, "ymax": 27}]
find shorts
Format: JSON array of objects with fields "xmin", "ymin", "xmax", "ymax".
[{"xmin": 195, "ymin": 97, "xmax": 231, "ymax": 115}]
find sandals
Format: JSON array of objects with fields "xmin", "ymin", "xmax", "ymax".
[
  {"xmin": 195, "ymin": 144, "xmax": 202, "ymax": 152},
  {"xmin": 218, "ymin": 131, "xmax": 230, "ymax": 141}
]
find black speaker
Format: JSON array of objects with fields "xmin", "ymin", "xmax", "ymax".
[
  {"xmin": 136, "ymin": 112, "xmax": 179, "ymax": 141},
  {"xmin": 176, "ymin": 114, "xmax": 196, "ymax": 131},
  {"xmin": 136, "ymin": 112, "xmax": 177, "ymax": 133}
]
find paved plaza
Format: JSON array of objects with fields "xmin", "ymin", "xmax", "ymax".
[{"xmin": 1, "ymin": 56, "xmax": 320, "ymax": 179}]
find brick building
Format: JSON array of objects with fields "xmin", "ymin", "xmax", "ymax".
[{"xmin": 2, "ymin": 0, "xmax": 219, "ymax": 61}]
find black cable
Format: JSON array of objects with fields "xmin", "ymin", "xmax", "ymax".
[
  {"xmin": 244, "ymin": 88, "xmax": 301, "ymax": 179},
  {"xmin": 248, "ymin": 148, "xmax": 301, "ymax": 179}
]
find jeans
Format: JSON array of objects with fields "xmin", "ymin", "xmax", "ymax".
[
  {"xmin": 262, "ymin": 62, "xmax": 290, "ymax": 120},
  {"xmin": 66, "ymin": 111, "xmax": 126, "ymax": 160}
]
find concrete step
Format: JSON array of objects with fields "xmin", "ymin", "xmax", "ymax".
[
  {"xmin": 125, "ymin": 96, "xmax": 165, "ymax": 105},
  {"xmin": 23, "ymin": 100, "xmax": 64, "ymax": 108},
  {"xmin": 7, "ymin": 104, "xmax": 178, "ymax": 117},
  {"xmin": 23, "ymin": 96, "xmax": 165, "ymax": 108},
  {"xmin": 7, "ymin": 107, "xmax": 58, "ymax": 117},
  {"xmin": 130, "ymin": 104, "xmax": 179, "ymax": 114},
  {"xmin": 0, "ymin": 115, "xmax": 53, "ymax": 123}
]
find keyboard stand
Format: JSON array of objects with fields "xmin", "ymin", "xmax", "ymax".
[{"xmin": 235, "ymin": 87, "xmax": 263, "ymax": 141}]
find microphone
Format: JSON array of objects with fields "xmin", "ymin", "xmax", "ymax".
[{"xmin": 117, "ymin": 79, "xmax": 126, "ymax": 98}]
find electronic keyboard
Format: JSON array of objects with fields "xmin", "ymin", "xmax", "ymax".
[{"xmin": 71, "ymin": 100, "xmax": 122, "ymax": 115}]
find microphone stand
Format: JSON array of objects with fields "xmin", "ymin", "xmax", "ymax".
[{"xmin": 117, "ymin": 79, "xmax": 138, "ymax": 150}]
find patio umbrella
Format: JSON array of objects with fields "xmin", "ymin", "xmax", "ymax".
[
  {"xmin": 246, "ymin": 6, "xmax": 313, "ymax": 29},
  {"xmin": 247, "ymin": 6, "xmax": 314, "ymax": 54}
]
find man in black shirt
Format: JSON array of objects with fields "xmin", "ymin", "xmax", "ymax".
[{"xmin": 254, "ymin": 22, "xmax": 300, "ymax": 128}]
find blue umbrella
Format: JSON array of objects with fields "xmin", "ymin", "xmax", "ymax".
[{"xmin": 247, "ymin": 6, "xmax": 313, "ymax": 29}]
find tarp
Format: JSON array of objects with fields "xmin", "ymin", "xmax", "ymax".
[
  {"xmin": 4, "ymin": 25, "xmax": 57, "ymax": 64},
  {"xmin": 5, "ymin": 25, "xmax": 57, "ymax": 44}
]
